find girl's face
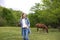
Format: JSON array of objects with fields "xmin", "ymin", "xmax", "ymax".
[{"xmin": 22, "ymin": 14, "xmax": 26, "ymax": 18}]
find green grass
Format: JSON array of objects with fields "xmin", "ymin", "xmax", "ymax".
[{"xmin": 0, "ymin": 27, "xmax": 60, "ymax": 40}]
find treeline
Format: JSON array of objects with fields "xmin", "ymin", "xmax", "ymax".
[
  {"xmin": 28, "ymin": 0, "xmax": 60, "ymax": 28},
  {"xmin": 0, "ymin": 6, "xmax": 22, "ymax": 26},
  {"xmin": 0, "ymin": 0, "xmax": 60, "ymax": 28}
]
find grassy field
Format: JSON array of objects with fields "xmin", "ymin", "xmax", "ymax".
[{"xmin": 0, "ymin": 27, "xmax": 60, "ymax": 40}]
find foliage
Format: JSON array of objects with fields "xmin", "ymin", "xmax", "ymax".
[
  {"xmin": 0, "ymin": 6, "xmax": 22, "ymax": 26},
  {"xmin": 29, "ymin": 0, "xmax": 60, "ymax": 28}
]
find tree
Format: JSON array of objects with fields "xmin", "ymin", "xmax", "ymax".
[
  {"xmin": 29, "ymin": 0, "xmax": 60, "ymax": 28},
  {"xmin": 0, "ymin": 6, "xmax": 22, "ymax": 26}
]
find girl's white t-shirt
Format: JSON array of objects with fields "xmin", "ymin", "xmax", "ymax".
[{"xmin": 22, "ymin": 18, "xmax": 28, "ymax": 28}]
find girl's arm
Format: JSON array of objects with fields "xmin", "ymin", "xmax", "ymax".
[{"xmin": 27, "ymin": 18, "xmax": 30, "ymax": 27}]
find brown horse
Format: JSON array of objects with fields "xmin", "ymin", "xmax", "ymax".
[{"xmin": 36, "ymin": 23, "xmax": 48, "ymax": 33}]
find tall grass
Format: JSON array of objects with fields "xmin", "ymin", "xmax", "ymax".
[{"xmin": 0, "ymin": 27, "xmax": 60, "ymax": 40}]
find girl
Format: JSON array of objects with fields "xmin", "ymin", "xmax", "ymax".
[{"xmin": 20, "ymin": 13, "xmax": 30, "ymax": 40}]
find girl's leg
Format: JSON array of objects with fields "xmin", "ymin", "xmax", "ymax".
[
  {"xmin": 28, "ymin": 28, "xmax": 30, "ymax": 34},
  {"xmin": 22, "ymin": 28, "xmax": 29, "ymax": 40},
  {"xmin": 25, "ymin": 29, "xmax": 29, "ymax": 40},
  {"xmin": 22, "ymin": 28, "xmax": 26, "ymax": 40}
]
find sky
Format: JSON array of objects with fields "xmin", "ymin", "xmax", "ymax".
[{"xmin": 0, "ymin": 0, "xmax": 42, "ymax": 14}]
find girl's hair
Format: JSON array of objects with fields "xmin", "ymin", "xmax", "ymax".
[{"xmin": 21, "ymin": 13, "xmax": 27, "ymax": 19}]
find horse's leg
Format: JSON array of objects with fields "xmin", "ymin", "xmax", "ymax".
[
  {"xmin": 45, "ymin": 27, "xmax": 48, "ymax": 33},
  {"xmin": 46, "ymin": 28, "xmax": 48, "ymax": 33},
  {"xmin": 43, "ymin": 27, "xmax": 45, "ymax": 32},
  {"xmin": 37, "ymin": 27, "xmax": 39, "ymax": 32}
]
